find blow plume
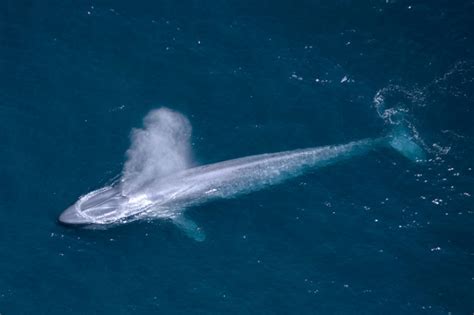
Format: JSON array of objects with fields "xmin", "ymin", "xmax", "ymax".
[{"xmin": 121, "ymin": 108, "xmax": 193, "ymax": 195}]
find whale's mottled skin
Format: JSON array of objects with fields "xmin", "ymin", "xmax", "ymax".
[{"xmin": 59, "ymin": 109, "xmax": 424, "ymax": 241}]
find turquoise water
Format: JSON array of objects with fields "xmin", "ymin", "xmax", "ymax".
[{"xmin": 1, "ymin": 1, "xmax": 473, "ymax": 314}]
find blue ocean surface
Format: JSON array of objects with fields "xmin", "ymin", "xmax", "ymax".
[{"xmin": 1, "ymin": 1, "xmax": 473, "ymax": 314}]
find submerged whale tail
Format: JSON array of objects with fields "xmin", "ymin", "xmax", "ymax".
[{"xmin": 387, "ymin": 122, "xmax": 425, "ymax": 162}]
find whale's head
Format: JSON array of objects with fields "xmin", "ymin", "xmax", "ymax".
[{"xmin": 59, "ymin": 186, "xmax": 129, "ymax": 225}]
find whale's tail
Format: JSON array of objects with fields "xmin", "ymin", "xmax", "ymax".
[{"xmin": 387, "ymin": 121, "xmax": 425, "ymax": 162}]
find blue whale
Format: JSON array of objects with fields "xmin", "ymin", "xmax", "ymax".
[{"xmin": 59, "ymin": 108, "xmax": 424, "ymax": 241}]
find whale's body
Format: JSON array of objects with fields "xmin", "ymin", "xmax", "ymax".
[{"xmin": 59, "ymin": 108, "xmax": 424, "ymax": 241}]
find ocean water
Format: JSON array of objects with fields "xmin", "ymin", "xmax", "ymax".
[{"xmin": 1, "ymin": 1, "xmax": 473, "ymax": 314}]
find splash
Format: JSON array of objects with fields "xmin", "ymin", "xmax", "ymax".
[
  {"xmin": 121, "ymin": 108, "xmax": 193, "ymax": 195},
  {"xmin": 373, "ymin": 61, "xmax": 473, "ymax": 159},
  {"xmin": 373, "ymin": 84, "xmax": 425, "ymax": 125},
  {"xmin": 372, "ymin": 84, "xmax": 429, "ymax": 152}
]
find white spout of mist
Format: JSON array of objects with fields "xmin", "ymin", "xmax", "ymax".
[{"xmin": 121, "ymin": 108, "xmax": 193, "ymax": 195}]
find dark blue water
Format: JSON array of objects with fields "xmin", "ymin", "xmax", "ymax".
[{"xmin": 1, "ymin": 1, "xmax": 473, "ymax": 314}]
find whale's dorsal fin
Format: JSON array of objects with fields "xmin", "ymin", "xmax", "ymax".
[{"xmin": 172, "ymin": 215, "xmax": 206, "ymax": 242}]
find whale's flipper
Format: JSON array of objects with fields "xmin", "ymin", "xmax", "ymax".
[{"xmin": 172, "ymin": 215, "xmax": 206, "ymax": 242}]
